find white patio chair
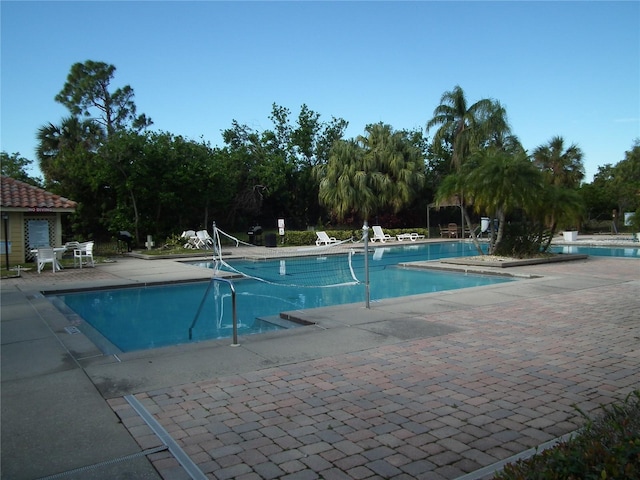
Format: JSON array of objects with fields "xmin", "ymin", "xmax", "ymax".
[
  {"xmin": 74, "ymin": 241, "xmax": 95, "ymax": 268},
  {"xmin": 181, "ymin": 230, "xmax": 198, "ymax": 248},
  {"xmin": 36, "ymin": 247, "xmax": 58, "ymax": 273},
  {"xmin": 194, "ymin": 230, "xmax": 214, "ymax": 249}
]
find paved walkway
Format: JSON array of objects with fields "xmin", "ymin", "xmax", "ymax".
[{"xmin": 1, "ymin": 242, "xmax": 639, "ymax": 479}]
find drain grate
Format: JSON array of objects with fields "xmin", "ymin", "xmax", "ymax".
[
  {"xmin": 36, "ymin": 445, "xmax": 168, "ymax": 479},
  {"xmin": 64, "ymin": 326, "xmax": 81, "ymax": 335}
]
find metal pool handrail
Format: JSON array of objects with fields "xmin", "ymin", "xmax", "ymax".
[{"xmin": 189, "ymin": 277, "xmax": 239, "ymax": 346}]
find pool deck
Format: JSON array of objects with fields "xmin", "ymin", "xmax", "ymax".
[{"xmin": 1, "ymin": 236, "xmax": 639, "ymax": 479}]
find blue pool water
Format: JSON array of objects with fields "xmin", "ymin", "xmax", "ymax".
[
  {"xmin": 52, "ymin": 242, "xmax": 512, "ymax": 353},
  {"xmin": 551, "ymin": 244, "xmax": 639, "ymax": 257}
]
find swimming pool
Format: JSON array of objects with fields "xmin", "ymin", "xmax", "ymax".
[
  {"xmin": 551, "ymin": 244, "xmax": 639, "ymax": 257},
  {"xmin": 50, "ymin": 242, "xmax": 512, "ymax": 353}
]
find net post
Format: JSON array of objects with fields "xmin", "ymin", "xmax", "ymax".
[
  {"xmin": 363, "ymin": 221, "xmax": 370, "ymax": 309},
  {"xmin": 212, "ymin": 221, "xmax": 219, "ymax": 258}
]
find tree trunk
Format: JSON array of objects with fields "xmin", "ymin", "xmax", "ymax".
[
  {"xmin": 129, "ymin": 188, "xmax": 140, "ymax": 243},
  {"xmin": 490, "ymin": 209, "xmax": 506, "ymax": 255},
  {"xmin": 462, "ymin": 204, "xmax": 483, "ymax": 255},
  {"xmin": 202, "ymin": 204, "xmax": 209, "ymax": 232},
  {"xmin": 542, "ymin": 220, "xmax": 557, "ymax": 252}
]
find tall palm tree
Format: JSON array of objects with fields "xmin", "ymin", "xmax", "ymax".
[
  {"xmin": 427, "ymin": 86, "xmax": 495, "ymax": 251},
  {"xmin": 426, "ymin": 85, "xmax": 493, "ymax": 171},
  {"xmin": 532, "ymin": 136, "xmax": 585, "ymax": 188}
]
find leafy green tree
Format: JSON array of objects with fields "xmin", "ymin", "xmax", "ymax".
[
  {"xmin": 134, "ymin": 132, "xmax": 216, "ymax": 236},
  {"xmin": 36, "ymin": 61, "xmax": 156, "ymax": 240},
  {"xmin": 0, "ymin": 152, "xmax": 42, "ymax": 186},
  {"xmin": 583, "ymin": 141, "xmax": 640, "ymax": 231},
  {"xmin": 580, "ymin": 164, "xmax": 616, "ymax": 223},
  {"xmin": 55, "ymin": 60, "xmax": 152, "ymax": 137},
  {"xmin": 95, "ymin": 130, "xmax": 147, "ymax": 240},
  {"xmin": 609, "ymin": 141, "xmax": 640, "ymax": 218},
  {"xmin": 221, "ymin": 120, "xmax": 292, "ymax": 228},
  {"xmin": 267, "ymin": 104, "xmax": 347, "ymax": 227},
  {"xmin": 221, "ymin": 105, "xmax": 347, "ymax": 229}
]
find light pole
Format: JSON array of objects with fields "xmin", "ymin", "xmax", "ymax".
[{"xmin": 363, "ymin": 221, "xmax": 370, "ymax": 309}]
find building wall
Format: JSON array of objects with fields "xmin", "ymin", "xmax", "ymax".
[
  {"xmin": 1, "ymin": 211, "xmax": 63, "ymax": 268},
  {"xmin": 1, "ymin": 212, "xmax": 25, "ymax": 268}
]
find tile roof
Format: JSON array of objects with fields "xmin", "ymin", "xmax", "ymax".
[{"xmin": 1, "ymin": 175, "xmax": 77, "ymax": 211}]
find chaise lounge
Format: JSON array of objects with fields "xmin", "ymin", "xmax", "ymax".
[
  {"xmin": 396, "ymin": 232, "xmax": 425, "ymax": 242},
  {"xmin": 316, "ymin": 231, "xmax": 339, "ymax": 246},
  {"xmin": 371, "ymin": 225, "xmax": 394, "ymax": 243}
]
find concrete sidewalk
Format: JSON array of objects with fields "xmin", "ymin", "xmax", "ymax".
[{"xmin": 1, "ymin": 249, "xmax": 638, "ymax": 479}]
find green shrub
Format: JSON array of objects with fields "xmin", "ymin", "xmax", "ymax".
[{"xmin": 494, "ymin": 391, "xmax": 640, "ymax": 480}]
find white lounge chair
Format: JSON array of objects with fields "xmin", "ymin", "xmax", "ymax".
[
  {"xmin": 74, "ymin": 241, "xmax": 95, "ymax": 268},
  {"xmin": 36, "ymin": 247, "xmax": 58, "ymax": 273},
  {"xmin": 181, "ymin": 230, "xmax": 198, "ymax": 248},
  {"xmin": 194, "ymin": 230, "xmax": 214, "ymax": 249},
  {"xmin": 371, "ymin": 225, "xmax": 394, "ymax": 243},
  {"xmin": 316, "ymin": 231, "xmax": 339, "ymax": 246},
  {"xmin": 396, "ymin": 232, "xmax": 425, "ymax": 242}
]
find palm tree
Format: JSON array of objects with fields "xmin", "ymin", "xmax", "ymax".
[
  {"xmin": 357, "ymin": 123, "xmax": 425, "ymax": 217},
  {"xmin": 317, "ymin": 139, "xmax": 374, "ymax": 222},
  {"xmin": 36, "ymin": 116, "xmax": 105, "ymax": 198},
  {"xmin": 427, "ymin": 86, "xmax": 496, "ymax": 251},
  {"xmin": 317, "ymin": 124, "xmax": 425, "ymax": 224},
  {"xmin": 532, "ymin": 136, "xmax": 585, "ymax": 188},
  {"xmin": 426, "ymin": 85, "xmax": 493, "ymax": 171},
  {"xmin": 37, "ymin": 116, "xmax": 104, "ymax": 181},
  {"xmin": 533, "ymin": 184, "xmax": 585, "ymax": 251},
  {"xmin": 476, "ymin": 100, "xmax": 525, "ymax": 155},
  {"xmin": 461, "ymin": 149, "xmax": 544, "ymax": 254},
  {"xmin": 531, "ymin": 136, "xmax": 585, "ymax": 235}
]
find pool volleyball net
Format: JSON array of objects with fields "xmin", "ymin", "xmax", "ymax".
[{"xmin": 211, "ymin": 224, "xmax": 365, "ymax": 288}]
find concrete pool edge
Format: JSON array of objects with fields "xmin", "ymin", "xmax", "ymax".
[{"xmin": 437, "ymin": 253, "xmax": 589, "ymax": 268}]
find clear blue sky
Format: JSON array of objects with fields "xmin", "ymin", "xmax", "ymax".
[{"xmin": 2, "ymin": 1, "xmax": 639, "ymax": 182}]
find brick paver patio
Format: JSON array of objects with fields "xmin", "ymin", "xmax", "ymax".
[{"xmin": 104, "ymin": 257, "xmax": 639, "ymax": 479}]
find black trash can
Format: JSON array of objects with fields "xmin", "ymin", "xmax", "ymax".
[
  {"xmin": 117, "ymin": 231, "xmax": 133, "ymax": 252},
  {"xmin": 265, "ymin": 233, "xmax": 277, "ymax": 248}
]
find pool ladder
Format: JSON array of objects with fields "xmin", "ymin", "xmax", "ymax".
[{"xmin": 189, "ymin": 277, "xmax": 239, "ymax": 346}]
